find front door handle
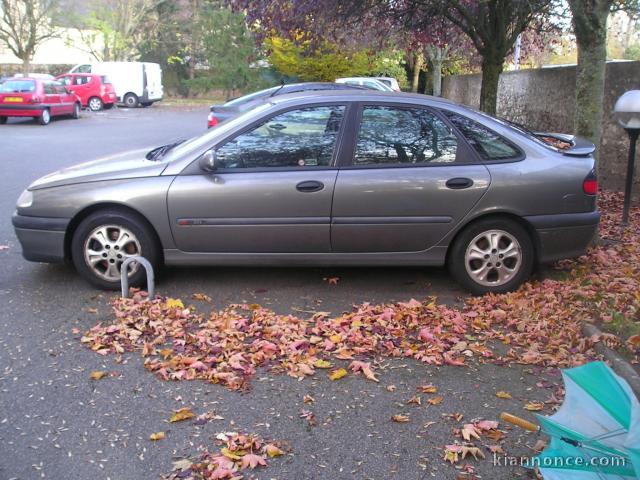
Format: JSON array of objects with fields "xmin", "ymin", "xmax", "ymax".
[
  {"xmin": 296, "ymin": 180, "xmax": 324, "ymax": 193},
  {"xmin": 446, "ymin": 177, "xmax": 474, "ymax": 189}
]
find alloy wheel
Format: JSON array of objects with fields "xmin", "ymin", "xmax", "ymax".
[
  {"xmin": 83, "ymin": 225, "xmax": 141, "ymax": 282},
  {"xmin": 464, "ymin": 229, "xmax": 522, "ymax": 287}
]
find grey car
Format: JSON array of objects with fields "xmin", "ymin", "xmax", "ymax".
[{"xmin": 12, "ymin": 90, "xmax": 600, "ymax": 294}]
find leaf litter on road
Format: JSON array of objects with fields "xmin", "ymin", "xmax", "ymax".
[{"xmin": 80, "ymin": 192, "xmax": 639, "ymax": 476}]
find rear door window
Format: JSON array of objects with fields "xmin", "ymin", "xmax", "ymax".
[
  {"xmin": 353, "ymin": 105, "xmax": 458, "ymax": 166},
  {"xmin": 442, "ymin": 110, "xmax": 521, "ymax": 161}
]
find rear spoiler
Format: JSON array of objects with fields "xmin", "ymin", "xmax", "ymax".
[{"xmin": 534, "ymin": 132, "xmax": 596, "ymax": 157}]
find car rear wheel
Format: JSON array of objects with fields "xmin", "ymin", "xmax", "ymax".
[
  {"xmin": 448, "ymin": 218, "xmax": 534, "ymax": 295},
  {"xmin": 123, "ymin": 93, "xmax": 139, "ymax": 108},
  {"xmin": 71, "ymin": 210, "xmax": 160, "ymax": 290},
  {"xmin": 141, "ymin": 102, "xmax": 153, "ymax": 107},
  {"xmin": 72, "ymin": 103, "xmax": 81, "ymax": 119},
  {"xmin": 39, "ymin": 109, "xmax": 51, "ymax": 125},
  {"xmin": 0, "ymin": 116, "xmax": 6, "ymax": 124},
  {"xmin": 88, "ymin": 97, "xmax": 103, "ymax": 111}
]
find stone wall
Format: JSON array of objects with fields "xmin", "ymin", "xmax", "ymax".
[{"xmin": 442, "ymin": 61, "xmax": 640, "ymax": 198}]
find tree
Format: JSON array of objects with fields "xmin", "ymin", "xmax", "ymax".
[
  {"xmin": 234, "ymin": 0, "xmax": 556, "ymax": 114},
  {"xmin": 67, "ymin": 0, "xmax": 166, "ymax": 61},
  {"xmin": 567, "ymin": 0, "xmax": 639, "ymax": 161},
  {"xmin": 187, "ymin": 6, "xmax": 265, "ymax": 98},
  {"xmin": 0, "ymin": 0, "xmax": 59, "ymax": 74}
]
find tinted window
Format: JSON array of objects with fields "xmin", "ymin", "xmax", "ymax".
[
  {"xmin": 215, "ymin": 106, "xmax": 345, "ymax": 169},
  {"xmin": 443, "ymin": 111, "xmax": 521, "ymax": 161},
  {"xmin": 44, "ymin": 82, "xmax": 56, "ymax": 94},
  {"xmin": 354, "ymin": 106, "xmax": 458, "ymax": 166},
  {"xmin": 58, "ymin": 76, "xmax": 71, "ymax": 86},
  {"xmin": 0, "ymin": 80, "xmax": 36, "ymax": 93},
  {"xmin": 100, "ymin": 75, "xmax": 111, "ymax": 84},
  {"xmin": 74, "ymin": 75, "xmax": 91, "ymax": 85}
]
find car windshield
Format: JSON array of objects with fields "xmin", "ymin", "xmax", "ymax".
[
  {"xmin": 224, "ymin": 86, "xmax": 279, "ymax": 107},
  {"xmin": 0, "ymin": 80, "xmax": 36, "ymax": 93},
  {"xmin": 164, "ymin": 103, "xmax": 274, "ymax": 161}
]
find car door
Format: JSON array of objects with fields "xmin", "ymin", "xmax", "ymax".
[
  {"xmin": 331, "ymin": 104, "xmax": 491, "ymax": 252},
  {"xmin": 167, "ymin": 104, "xmax": 348, "ymax": 253},
  {"xmin": 42, "ymin": 81, "xmax": 61, "ymax": 115},
  {"xmin": 71, "ymin": 75, "xmax": 92, "ymax": 105}
]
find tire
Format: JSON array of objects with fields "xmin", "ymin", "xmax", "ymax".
[
  {"xmin": 448, "ymin": 217, "xmax": 534, "ymax": 296},
  {"xmin": 88, "ymin": 97, "xmax": 103, "ymax": 111},
  {"xmin": 0, "ymin": 116, "xmax": 6, "ymax": 124},
  {"xmin": 103, "ymin": 103, "xmax": 114, "ymax": 110},
  {"xmin": 71, "ymin": 209, "xmax": 161, "ymax": 290},
  {"xmin": 39, "ymin": 108, "xmax": 51, "ymax": 125},
  {"xmin": 72, "ymin": 103, "xmax": 81, "ymax": 119},
  {"xmin": 123, "ymin": 93, "xmax": 139, "ymax": 108},
  {"xmin": 141, "ymin": 101, "xmax": 153, "ymax": 107}
]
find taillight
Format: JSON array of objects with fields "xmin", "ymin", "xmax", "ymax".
[
  {"xmin": 207, "ymin": 113, "xmax": 218, "ymax": 128},
  {"xmin": 583, "ymin": 169, "xmax": 598, "ymax": 195}
]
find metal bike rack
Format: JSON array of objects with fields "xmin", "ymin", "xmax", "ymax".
[{"xmin": 120, "ymin": 256, "xmax": 155, "ymax": 299}]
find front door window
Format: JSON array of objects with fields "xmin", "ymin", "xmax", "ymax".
[{"xmin": 214, "ymin": 105, "xmax": 346, "ymax": 169}]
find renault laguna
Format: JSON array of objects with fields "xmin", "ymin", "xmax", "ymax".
[{"xmin": 12, "ymin": 90, "xmax": 599, "ymax": 295}]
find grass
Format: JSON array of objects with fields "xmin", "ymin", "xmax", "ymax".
[{"xmin": 161, "ymin": 96, "xmax": 227, "ymax": 106}]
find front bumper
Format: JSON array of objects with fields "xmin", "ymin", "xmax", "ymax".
[
  {"xmin": 525, "ymin": 211, "xmax": 600, "ymax": 263},
  {"xmin": 12, "ymin": 212, "xmax": 69, "ymax": 263}
]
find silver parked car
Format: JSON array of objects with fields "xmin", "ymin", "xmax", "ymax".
[{"xmin": 12, "ymin": 90, "xmax": 599, "ymax": 294}]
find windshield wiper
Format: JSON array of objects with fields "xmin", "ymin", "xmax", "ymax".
[{"xmin": 145, "ymin": 139, "xmax": 185, "ymax": 161}]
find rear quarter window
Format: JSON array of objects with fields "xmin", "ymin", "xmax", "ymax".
[{"xmin": 442, "ymin": 110, "xmax": 522, "ymax": 162}]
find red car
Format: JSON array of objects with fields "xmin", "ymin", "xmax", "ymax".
[
  {"xmin": 0, "ymin": 78, "xmax": 81, "ymax": 125},
  {"xmin": 56, "ymin": 73, "xmax": 117, "ymax": 111}
]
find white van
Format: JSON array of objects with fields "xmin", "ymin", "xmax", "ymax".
[{"xmin": 70, "ymin": 62, "xmax": 163, "ymax": 107}]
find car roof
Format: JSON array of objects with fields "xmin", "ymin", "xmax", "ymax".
[{"xmin": 266, "ymin": 89, "xmax": 459, "ymax": 108}]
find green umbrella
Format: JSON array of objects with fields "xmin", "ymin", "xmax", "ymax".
[{"xmin": 503, "ymin": 361, "xmax": 640, "ymax": 479}]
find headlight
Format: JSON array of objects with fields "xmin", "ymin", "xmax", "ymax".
[{"xmin": 17, "ymin": 189, "xmax": 33, "ymax": 209}]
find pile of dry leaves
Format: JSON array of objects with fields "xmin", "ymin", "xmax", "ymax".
[{"xmin": 164, "ymin": 432, "xmax": 285, "ymax": 480}]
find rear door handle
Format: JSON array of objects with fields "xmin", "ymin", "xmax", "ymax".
[
  {"xmin": 296, "ymin": 180, "xmax": 324, "ymax": 193},
  {"xmin": 445, "ymin": 177, "xmax": 474, "ymax": 189}
]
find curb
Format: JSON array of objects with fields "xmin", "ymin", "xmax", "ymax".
[{"xmin": 583, "ymin": 323, "xmax": 640, "ymax": 397}]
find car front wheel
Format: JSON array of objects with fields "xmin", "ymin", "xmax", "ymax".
[
  {"xmin": 72, "ymin": 103, "xmax": 81, "ymax": 119},
  {"xmin": 448, "ymin": 218, "xmax": 534, "ymax": 295},
  {"xmin": 71, "ymin": 210, "xmax": 160, "ymax": 290}
]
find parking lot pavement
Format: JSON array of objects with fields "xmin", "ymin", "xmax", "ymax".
[{"xmin": 0, "ymin": 106, "xmax": 551, "ymax": 479}]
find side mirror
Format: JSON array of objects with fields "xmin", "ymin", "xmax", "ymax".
[{"xmin": 199, "ymin": 149, "xmax": 218, "ymax": 172}]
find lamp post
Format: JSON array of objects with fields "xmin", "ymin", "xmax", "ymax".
[{"xmin": 613, "ymin": 90, "xmax": 640, "ymax": 225}]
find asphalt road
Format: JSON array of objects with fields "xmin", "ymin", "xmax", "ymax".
[{"xmin": 0, "ymin": 106, "xmax": 553, "ymax": 480}]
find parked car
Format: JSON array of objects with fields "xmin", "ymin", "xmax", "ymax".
[
  {"xmin": 375, "ymin": 77, "xmax": 401, "ymax": 92},
  {"xmin": 56, "ymin": 73, "xmax": 117, "ymax": 111},
  {"xmin": 207, "ymin": 82, "xmax": 364, "ymax": 128},
  {"xmin": 12, "ymin": 90, "xmax": 599, "ymax": 294},
  {"xmin": 0, "ymin": 78, "xmax": 81, "ymax": 125},
  {"xmin": 69, "ymin": 62, "xmax": 163, "ymax": 108},
  {"xmin": 335, "ymin": 77, "xmax": 395, "ymax": 91}
]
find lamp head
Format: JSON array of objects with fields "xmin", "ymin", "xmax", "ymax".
[{"xmin": 614, "ymin": 90, "xmax": 640, "ymax": 130}]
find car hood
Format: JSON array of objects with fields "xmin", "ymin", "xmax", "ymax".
[{"xmin": 28, "ymin": 148, "xmax": 168, "ymax": 190}]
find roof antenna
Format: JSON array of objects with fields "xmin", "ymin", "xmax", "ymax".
[{"xmin": 270, "ymin": 78, "xmax": 286, "ymax": 97}]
